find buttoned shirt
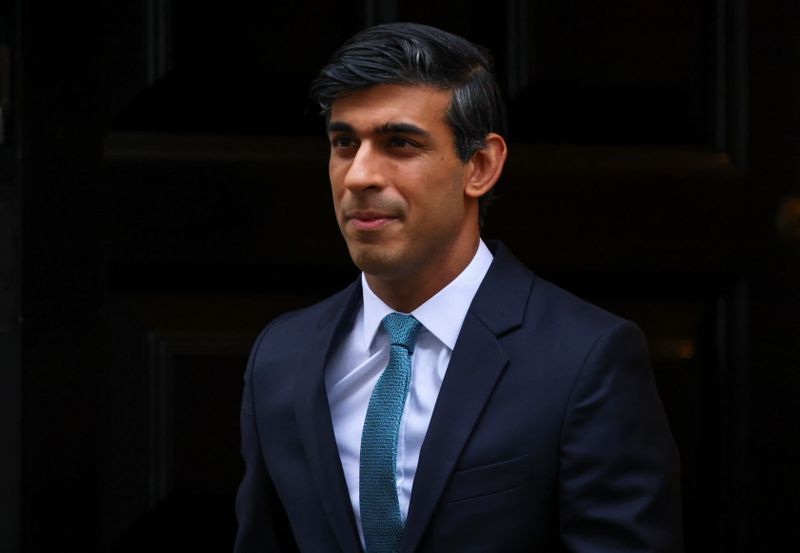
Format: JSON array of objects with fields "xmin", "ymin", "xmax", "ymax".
[{"xmin": 325, "ymin": 240, "xmax": 493, "ymax": 546}]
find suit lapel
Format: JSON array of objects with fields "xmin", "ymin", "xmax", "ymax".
[
  {"xmin": 401, "ymin": 314, "xmax": 509, "ymax": 552},
  {"xmin": 401, "ymin": 242, "xmax": 534, "ymax": 552},
  {"xmin": 293, "ymin": 282, "xmax": 364, "ymax": 553}
]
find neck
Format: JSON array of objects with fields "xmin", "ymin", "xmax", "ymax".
[{"xmin": 365, "ymin": 236, "xmax": 480, "ymax": 313}]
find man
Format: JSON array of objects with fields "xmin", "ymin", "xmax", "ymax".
[{"xmin": 235, "ymin": 22, "xmax": 683, "ymax": 553}]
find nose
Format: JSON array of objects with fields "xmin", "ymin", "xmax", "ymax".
[{"xmin": 343, "ymin": 141, "xmax": 386, "ymax": 192}]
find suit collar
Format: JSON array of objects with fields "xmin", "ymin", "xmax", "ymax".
[
  {"xmin": 469, "ymin": 240, "xmax": 534, "ymax": 336},
  {"xmin": 294, "ymin": 279, "xmax": 364, "ymax": 553},
  {"xmin": 401, "ymin": 240, "xmax": 534, "ymax": 552}
]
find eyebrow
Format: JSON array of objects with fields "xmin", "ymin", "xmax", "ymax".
[
  {"xmin": 375, "ymin": 122, "xmax": 431, "ymax": 138},
  {"xmin": 327, "ymin": 120, "xmax": 431, "ymax": 138},
  {"xmin": 327, "ymin": 121, "xmax": 354, "ymax": 134}
]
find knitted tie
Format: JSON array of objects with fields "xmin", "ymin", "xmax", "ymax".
[{"xmin": 360, "ymin": 312, "xmax": 421, "ymax": 553}]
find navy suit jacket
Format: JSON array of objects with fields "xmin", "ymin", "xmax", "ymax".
[{"xmin": 235, "ymin": 242, "xmax": 683, "ymax": 552}]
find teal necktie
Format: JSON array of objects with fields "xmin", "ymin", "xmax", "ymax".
[{"xmin": 360, "ymin": 313, "xmax": 421, "ymax": 553}]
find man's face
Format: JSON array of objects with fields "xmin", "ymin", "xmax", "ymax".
[{"xmin": 327, "ymin": 84, "xmax": 478, "ymax": 284}]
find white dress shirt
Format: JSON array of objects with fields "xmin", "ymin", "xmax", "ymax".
[{"xmin": 325, "ymin": 240, "xmax": 493, "ymax": 546}]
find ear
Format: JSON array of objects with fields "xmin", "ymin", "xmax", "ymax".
[{"xmin": 464, "ymin": 133, "xmax": 508, "ymax": 200}]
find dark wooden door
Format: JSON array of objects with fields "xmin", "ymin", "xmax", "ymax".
[{"xmin": 10, "ymin": 1, "xmax": 799, "ymax": 552}]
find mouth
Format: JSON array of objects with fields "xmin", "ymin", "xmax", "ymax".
[{"xmin": 344, "ymin": 210, "xmax": 399, "ymax": 231}]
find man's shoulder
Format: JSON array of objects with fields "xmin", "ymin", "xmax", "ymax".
[
  {"xmin": 528, "ymin": 275, "xmax": 626, "ymax": 331},
  {"xmin": 527, "ymin": 276, "xmax": 649, "ymax": 370},
  {"xmin": 484, "ymin": 251, "xmax": 647, "ymax": 373},
  {"xmin": 482, "ymin": 241, "xmax": 628, "ymax": 336},
  {"xmin": 482, "ymin": 242, "xmax": 636, "ymax": 354}
]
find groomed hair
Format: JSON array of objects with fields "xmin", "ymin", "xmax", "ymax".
[{"xmin": 309, "ymin": 22, "xmax": 507, "ymax": 221}]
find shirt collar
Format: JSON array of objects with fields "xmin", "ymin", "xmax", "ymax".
[{"xmin": 361, "ymin": 239, "xmax": 494, "ymax": 352}]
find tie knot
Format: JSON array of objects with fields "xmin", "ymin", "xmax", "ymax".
[{"xmin": 382, "ymin": 313, "xmax": 421, "ymax": 352}]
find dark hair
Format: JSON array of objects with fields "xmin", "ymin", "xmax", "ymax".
[{"xmin": 310, "ymin": 22, "xmax": 507, "ymax": 221}]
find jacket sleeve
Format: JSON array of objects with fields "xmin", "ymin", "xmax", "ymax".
[
  {"xmin": 558, "ymin": 321, "xmax": 684, "ymax": 553},
  {"xmin": 234, "ymin": 326, "xmax": 299, "ymax": 553}
]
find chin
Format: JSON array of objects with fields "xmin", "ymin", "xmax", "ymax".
[{"xmin": 347, "ymin": 243, "xmax": 402, "ymax": 278}]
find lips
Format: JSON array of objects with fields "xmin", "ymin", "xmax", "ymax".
[{"xmin": 345, "ymin": 210, "xmax": 399, "ymax": 231}]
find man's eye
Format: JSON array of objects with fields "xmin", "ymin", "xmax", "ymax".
[
  {"xmin": 331, "ymin": 136, "xmax": 356, "ymax": 148},
  {"xmin": 388, "ymin": 137, "xmax": 414, "ymax": 148}
]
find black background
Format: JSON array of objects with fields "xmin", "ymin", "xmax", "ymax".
[{"xmin": 1, "ymin": 1, "xmax": 798, "ymax": 551}]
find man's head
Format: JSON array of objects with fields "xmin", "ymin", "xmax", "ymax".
[
  {"xmin": 311, "ymin": 23, "xmax": 507, "ymax": 311},
  {"xmin": 310, "ymin": 22, "xmax": 507, "ymax": 220}
]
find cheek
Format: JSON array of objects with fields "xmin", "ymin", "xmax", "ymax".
[
  {"xmin": 329, "ymin": 157, "xmax": 346, "ymax": 184},
  {"xmin": 329, "ymin": 170, "xmax": 345, "ymax": 200},
  {"xmin": 329, "ymin": 188, "xmax": 345, "ymax": 223},
  {"xmin": 422, "ymin": 168, "xmax": 465, "ymax": 204}
]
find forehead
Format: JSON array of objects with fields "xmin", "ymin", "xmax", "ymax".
[{"xmin": 328, "ymin": 84, "xmax": 452, "ymax": 129}]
